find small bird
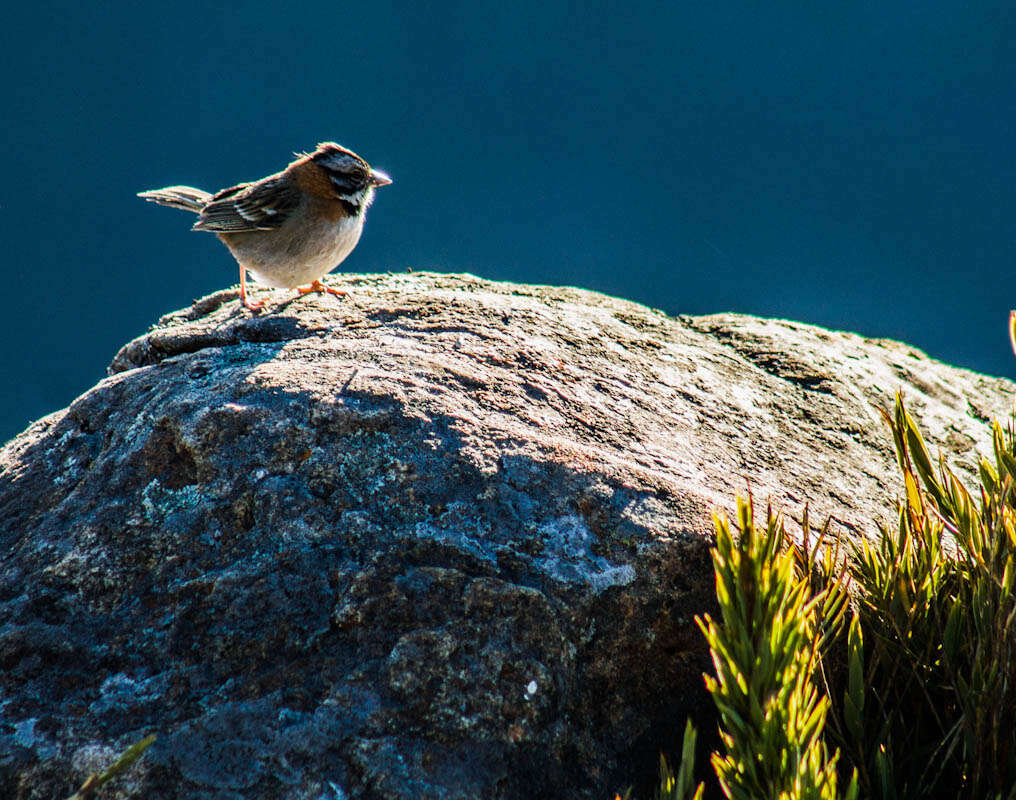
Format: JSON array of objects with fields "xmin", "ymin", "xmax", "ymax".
[{"xmin": 139, "ymin": 142, "xmax": 392, "ymax": 311}]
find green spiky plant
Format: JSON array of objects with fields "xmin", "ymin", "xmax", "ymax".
[
  {"xmin": 656, "ymin": 721, "xmax": 705, "ymax": 800},
  {"xmin": 659, "ymin": 498, "xmax": 856, "ymax": 800},
  {"xmin": 646, "ymin": 392, "xmax": 1016, "ymax": 800},
  {"xmin": 835, "ymin": 393, "xmax": 1016, "ymax": 799},
  {"xmin": 65, "ymin": 735, "xmax": 155, "ymax": 800}
]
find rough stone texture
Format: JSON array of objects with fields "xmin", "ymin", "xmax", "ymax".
[{"xmin": 1, "ymin": 271, "xmax": 1012, "ymax": 799}]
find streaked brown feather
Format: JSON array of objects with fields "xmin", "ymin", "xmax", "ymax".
[{"xmin": 192, "ymin": 176, "xmax": 302, "ymax": 232}]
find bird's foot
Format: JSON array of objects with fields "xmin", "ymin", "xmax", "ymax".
[
  {"xmin": 297, "ymin": 280, "xmax": 347, "ymax": 298},
  {"xmin": 238, "ymin": 267, "xmax": 265, "ymax": 312}
]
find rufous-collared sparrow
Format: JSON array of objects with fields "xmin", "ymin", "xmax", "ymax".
[{"xmin": 139, "ymin": 142, "xmax": 392, "ymax": 311}]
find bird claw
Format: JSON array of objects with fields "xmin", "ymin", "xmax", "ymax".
[{"xmin": 297, "ymin": 280, "xmax": 347, "ymax": 298}]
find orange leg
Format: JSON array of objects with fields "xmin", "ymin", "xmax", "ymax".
[
  {"xmin": 239, "ymin": 266, "xmax": 265, "ymax": 311},
  {"xmin": 297, "ymin": 280, "xmax": 347, "ymax": 298}
]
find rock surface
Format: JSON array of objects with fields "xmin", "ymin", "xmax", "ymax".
[{"xmin": 1, "ymin": 271, "xmax": 1012, "ymax": 799}]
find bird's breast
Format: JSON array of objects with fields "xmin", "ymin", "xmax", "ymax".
[{"xmin": 223, "ymin": 210, "xmax": 365, "ymax": 289}]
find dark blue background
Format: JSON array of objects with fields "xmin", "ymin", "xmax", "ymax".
[{"xmin": 3, "ymin": 2, "xmax": 1014, "ymax": 443}]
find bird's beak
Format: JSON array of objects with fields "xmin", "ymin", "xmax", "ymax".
[{"xmin": 369, "ymin": 169, "xmax": 392, "ymax": 187}]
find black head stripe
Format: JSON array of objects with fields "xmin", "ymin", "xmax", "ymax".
[{"xmin": 327, "ymin": 171, "xmax": 366, "ymax": 195}]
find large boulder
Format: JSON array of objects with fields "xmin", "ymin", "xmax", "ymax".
[{"xmin": 1, "ymin": 272, "xmax": 1011, "ymax": 799}]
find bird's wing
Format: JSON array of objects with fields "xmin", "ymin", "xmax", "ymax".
[{"xmin": 192, "ymin": 177, "xmax": 301, "ymax": 232}]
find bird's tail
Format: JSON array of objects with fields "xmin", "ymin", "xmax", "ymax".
[{"xmin": 137, "ymin": 185, "xmax": 212, "ymax": 213}]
